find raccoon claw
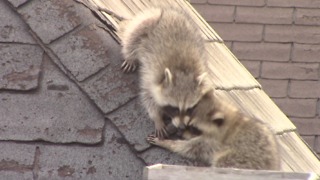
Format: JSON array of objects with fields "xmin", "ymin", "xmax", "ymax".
[
  {"xmin": 155, "ymin": 128, "xmax": 168, "ymax": 139},
  {"xmin": 147, "ymin": 135, "xmax": 159, "ymax": 145},
  {"xmin": 121, "ymin": 61, "xmax": 136, "ymax": 73}
]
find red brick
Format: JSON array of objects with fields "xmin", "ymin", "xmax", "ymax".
[
  {"xmin": 210, "ymin": 23, "xmax": 263, "ymax": 41},
  {"xmin": 208, "ymin": 0, "xmax": 265, "ymax": 6},
  {"xmin": 261, "ymin": 62, "xmax": 319, "ymax": 80},
  {"xmin": 291, "ymin": 118, "xmax": 320, "ymax": 136},
  {"xmin": 301, "ymin": 135, "xmax": 316, "ymax": 150},
  {"xmin": 190, "ymin": 0, "xmax": 207, "ymax": 4},
  {"xmin": 192, "ymin": 5, "xmax": 234, "ymax": 22},
  {"xmin": 293, "ymin": 44, "xmax": 320, "ymax": 63},
  {"xmin": 259, "ymin": 79, "xmax": 288, "ymax": 98},
  {"xmin": 290, "ymin": 81, "xmax": 320, "ymax": 98},
  {"xmin": 236, "ymin": 7, "xmax": 293, "ymax": 24},
  {"xmin": 268, "ymin": 0, "xmax": 320, "ymax": 8},
  {"xmin": 295, "ymin": 9, "xmax": 320, "ymax": 25},
  {"xmin": 265, "ymin": 25, "xmax": 320, "ymax": 44},
  {"xmin": 233, "ymin": 42, "xmax": 291, "ymax": 61},
  {"xmin": 273, "ymin": 98, "xmax": 317, "ymax": 118},
  {"xmin": 239, "ymin": 60, "xmax": 260, "ymax": 78}
]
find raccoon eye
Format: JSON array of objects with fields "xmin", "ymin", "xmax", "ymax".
[
  {"xmin": 186, "ymin": 107, "xmax": 194, "ymax": 115},
  {"xmin": 186, "ymin": 102, "xmax": 199, "ymax": 115},
  {"xmin": 162, "ymin": 105, "xmax": 179, "ymax": 116},
  {"xmin": 210, "ymin": 111, "xmax": 224, "ymax": 127},
  {"xmin": 212, "ymin": 118, "xmax": 224, "ymax": 127},
  {"xmin": 188, "ymin": 125, "xmax": 202, "ymax": 136}
]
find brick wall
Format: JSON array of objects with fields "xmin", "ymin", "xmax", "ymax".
[{"xmin": 191, "ymin": 0, "xmax": 320, "ymax": 155}]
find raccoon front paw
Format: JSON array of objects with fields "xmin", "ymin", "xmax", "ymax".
[
  {"xmin": 155, "ymin": 128, "xmax": 168, "ymax": 139},
  {"xmin": 147, "ymin": 135, "xmax": 160, "ymax": 145},
  {"xmin": 121, "ymin": 60, "xmax": 137, "ymax": 73}
]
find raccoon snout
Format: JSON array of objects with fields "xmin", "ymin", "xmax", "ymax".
[
  {"xmin": 172, "ymin": 117, "xmax": 186, "ymax": 129},
  {"xmin": 178, "ymin": 123, "xmax": 186, "ymax": 130}
]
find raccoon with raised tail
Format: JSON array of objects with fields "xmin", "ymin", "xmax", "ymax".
[
  {"xmin": 147, "ymin": 90, "xmax": 281, "ymax": 170},
  {"xmin": 119, "ymin": 8, "xmax": 210, "ymax": 138}
]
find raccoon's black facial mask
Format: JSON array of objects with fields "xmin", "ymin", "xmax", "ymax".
[
  {"xmin": 186, "ymin": 100, "xmax": 201, "ymax": 116},
  {"xmin": 162, "ymin": 105, "xmax": 179, "ymax": 117},
  {"xmin": 186, "ymin": 105, "xmax": 196, "ymax": 116},
  {"xmin": 185, "ymin": 125, "xmax": 202, "ymax": 136},
  {"xmin": 212, "ymin": 118, "xmax": 224, "ymax": 127},
  {"xmin": 162, "ymin": 103, "xmax": 198, "ymax": 118}
]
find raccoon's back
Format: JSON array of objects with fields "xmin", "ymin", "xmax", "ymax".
[
  {"xmin": 147, "ymin": 9, "xmax": 203, "ymax": 47},
  {"xmin": 139, "ymin": 9, "xmax": 205, "ymax": 71},
  {"xmin": 223, "ymin": 119, "xmax": 280, "ymax": 170}
]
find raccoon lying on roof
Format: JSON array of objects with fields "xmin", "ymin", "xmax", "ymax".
[{"xmin": 148, "ymin": 90, "xmax": 280, "ymax": 170}]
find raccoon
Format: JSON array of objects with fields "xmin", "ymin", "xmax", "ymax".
[
  {"xmin": 147, "ymin": 90, "xmax": 281, "ymax": 170},
  {"xmin": 119, "ymin": 8, "xmax": 210, "ymax": 138}
]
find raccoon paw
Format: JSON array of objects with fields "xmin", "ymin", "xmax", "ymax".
[
  {"xmin": 147, "ymin": 135, "xmax": 160, "ymax": 145},
  {"xmin": 121, "ymin": 60, "xmax": 137, "ymax": 73}
]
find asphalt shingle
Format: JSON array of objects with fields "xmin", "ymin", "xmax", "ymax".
[
  {"xmin": 50, "ymin": 24, "xmax": 110, "ymax": 82},
  {"xmin": 36, "ymin": 121, "xmax": 145, "ymax": 180},
  {"xmin": 139, "ymin": 147, "xmax": 206, "ymax": 167},
  {"xmin": 80, "ymin": 38, "xmax": 139, "ymax": 114},
  {"xmin": 107, "ymin": 98, "xmax": 154, "ymax": 152},
  {"xmin": 0, "ymin": 1, "xmax": 35, "ymax": 43},
  {"xmin": 18, "ymin": 0, "xmax": 83, "ymax": 44},
  {"xmin": 0, "ymin": 44, "xmax": 43, "ymax": 90},
  {"xmin": 0, "ymin": 55, "xmax": 105, "ymax": 144},
  {"xmin": 7, "ymin": 0, "xmax": 28, "ymax": 8},
  {"xmin": 0, "ymin": 142, "xmax": 35, "ymax": 179}
]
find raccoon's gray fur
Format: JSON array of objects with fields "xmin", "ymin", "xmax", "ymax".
[
  {"xmin": 119, "ymin": 8, "xmax": 210, "ymax": 137},
  {"xmin": 148, "ymin": 90, "xmax": 281, "ymax": 170}
]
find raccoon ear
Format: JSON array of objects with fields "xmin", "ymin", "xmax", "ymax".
[
  {"xmin": 211, "ymin": 112, "xmax": 224, "ymax": 127},
  {"xmin": 197, "ymin": 72, "xmax": 207, "ymax": 86},
  {"xmin": 164, "ymin": 68, "xmax": 173, "ymax": 86}
]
